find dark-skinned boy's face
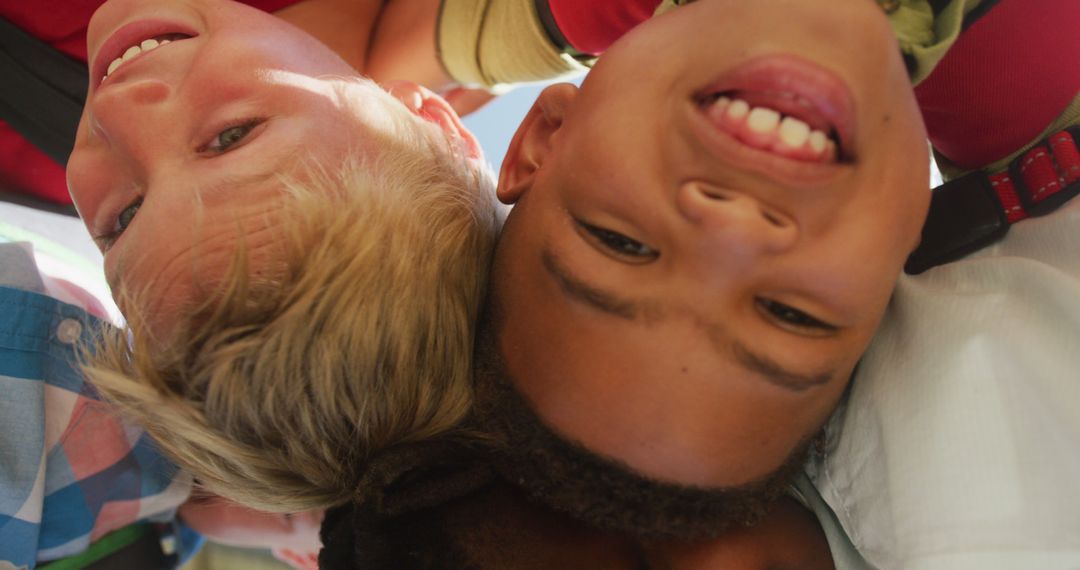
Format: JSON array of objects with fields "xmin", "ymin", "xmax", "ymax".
[{"xmin": 492, "ymin": 0, "xmax": 929, "ymax": 488}]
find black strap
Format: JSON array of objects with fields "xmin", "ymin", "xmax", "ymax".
[
  {"xmin": 0, "ymin": 17, "xmax": 88, "ymax": 166},
  {"xmin": 906, "ymin": 127, "xmax": 1080, "ymax": 274},
  {"xmin": 904, "ymin": 169, "xmax": 1009, "ymax": 275}
]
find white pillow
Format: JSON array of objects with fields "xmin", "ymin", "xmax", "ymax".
[{"xmin": 809, "ymin": 199, "xmax": 1080, "ymax": 569}]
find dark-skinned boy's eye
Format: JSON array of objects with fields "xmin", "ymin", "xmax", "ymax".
[
  {"xmin": 578, "ymin": 221, "xmax": 659, "ymax": 260},
  {"xmin": 757, "ymin": 298, "xmax": 837, "ymax": 332}
]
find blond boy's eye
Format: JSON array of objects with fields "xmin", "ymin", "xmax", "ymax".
[
  {"xmin": 117, "ymin": 200, "xmax": 141, "ymax": 232},
  {"xmin": 95, "ymin": 197, "xmax": 143, "ymax": 252},
  {"xmin": 216, "ymin": 126, "xmax": 249, "ymax": 149},
  {"xmin": 200, "ymin": 118, "xmax": 266, "ymax": 154}
]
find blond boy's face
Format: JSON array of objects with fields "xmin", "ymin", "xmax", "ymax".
[
  {"xmin": 67, "ymin": 0, "xmax": 475, "ymax": 334},
  {"xmin": 493, "ymin": 0, "xmax": 930, "ymax": 488}
]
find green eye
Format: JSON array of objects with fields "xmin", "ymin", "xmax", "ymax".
[
  {"xmin": 95, "ymin": 197, "xmax": 143, "ymax": 252},
  {"xmin": 203, "ymin": 119, "xmax": 265, "ymax": 154},
  {"xmin": 117, "ymin": 200, "xmax": 141, "ymax": 232},
  {"xmin": 216, "ymin": 126, "xmax": 248, "ymax": 149}
]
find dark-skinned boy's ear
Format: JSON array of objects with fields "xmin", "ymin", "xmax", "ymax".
[{"xmin": 497, "ymin": 83, "xmax": 578, "ymax": 205}]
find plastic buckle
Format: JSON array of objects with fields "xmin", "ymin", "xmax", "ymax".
[
  {"xmin": 1010, "ymin": 126, "xmax": 1080, "ymax": 217},
  {"xmin": 904, "ymin": 170, "xmax": 1009, "ymax": 275}
]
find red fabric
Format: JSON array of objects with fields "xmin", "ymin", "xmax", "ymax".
[
  {"xmin": 0, "ymin": 122, "xmax": 70, "ymax": 204},
  {"xmin": 547, "ymin": 0, "xmax": 661, "ymax": 56},
  {"xmin": 914, "ymin": 0, "xmax": 1080, "ymax": 170},
  {"xmin": 990, "ymin": 171, "xmax": 1026, "ymax": 224},
  {"xmin": 1017, "ymin": 147, "xmax": 1062, "ymax": 205},
  {"xmin": 0, "ymin": 0, "xmax": 301, "ymax": 205},
  {"xmin": 1051, "ymin": 131, "xmax": 1080, "ymax": 185},
  {"xmin": 987, "ymin": 130, "xmax": 1079, "ymax": 224}
]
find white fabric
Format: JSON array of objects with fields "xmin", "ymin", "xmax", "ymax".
[
  {"xmin": 792, "ymin": 473, "xmax": 875, "ymax": 570},
  {"xmin": 810, "ymin": 197, "xmax": 1080, "ymax": 570}
]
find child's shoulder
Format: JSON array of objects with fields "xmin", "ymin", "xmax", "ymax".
[{"xmin": 0, "ymin": 243, "xmax": 190, "ymax": 569}]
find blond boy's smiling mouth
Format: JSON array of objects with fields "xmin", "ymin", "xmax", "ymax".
[
  {"xmin": 101, "ymin": 33, "xmax": 191, "ymax": 83},
  {"xmin": 92, "ymin": 18, "xmax": 198, "ymax": 88}
]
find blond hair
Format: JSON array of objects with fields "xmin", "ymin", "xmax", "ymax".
[{"xmin": 83, "ymin": 111, "xmax": 498, "ymax": 513}]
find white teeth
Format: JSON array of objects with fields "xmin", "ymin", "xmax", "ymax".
[
  {"xmin": 778, "ymin": 117, "xmax": 810, "ymax": 148},
  {"xmin": 726, "ymin": 99, "xmax": 750, "ymax": 120},
  {"xmin": 747, "ymin": 107, "xmax": 780, "ymax": 134},
  {"xmin": 103, "ymin": 36, "xmax": 177, "ymax": 81},
  {"xmin": 709, "ymin": 94, "xmax": 838, "ymax": 160},
  {"xmin": 121, "ymin": 45, "xmax": 142, "ymax": 61}
]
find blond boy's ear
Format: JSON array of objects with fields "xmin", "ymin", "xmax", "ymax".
[{"xmin": 497, "ymin": 83, "xmax": 578, "ymax": 205}]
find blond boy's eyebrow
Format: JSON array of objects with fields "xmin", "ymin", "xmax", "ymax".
[
  {"xmin": 542, "ymin": 246, "xmax": 836, "ymax": 392},
  {"xmin": 197, "ymin": 168, "xmax": 282, "ymax": 204}
]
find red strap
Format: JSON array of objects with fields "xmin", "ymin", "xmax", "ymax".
[
  {"xmin": 1050, "ymin": 131, "xmax": 1080, "ymax": 185},
  {"xmin": 990, "ymin": 171, "xmax": 1025, "ymax": 224},
  {"xmin": 988, "ymin": 129, "xmax": 1080, "ymax": 224},
  {"xmin": 1018, "ymin": 147, "xmax": 1062, "ymax": 204}
]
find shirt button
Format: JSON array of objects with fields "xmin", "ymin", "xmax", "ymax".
[{"xmin": 56, "ymin": 318, "xmax": 83, "ymax": 345}]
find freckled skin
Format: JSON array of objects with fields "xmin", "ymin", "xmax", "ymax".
[{"xmin": 68, "ymin": 0, "xmax": 472, "ymax": 339}]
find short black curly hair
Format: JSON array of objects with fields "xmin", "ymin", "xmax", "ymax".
[{"xmin": 318, "ymin": 457, "xmax": 654, "ymax": 569}]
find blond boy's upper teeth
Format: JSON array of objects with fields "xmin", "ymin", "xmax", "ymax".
[{"xmin": 104, "ymin": 36, "xmax": 176, "ymax": 80}]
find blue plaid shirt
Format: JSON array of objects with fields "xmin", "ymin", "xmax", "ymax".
[{"xmin": 0, "ymin": 244, "xmax": 192, "ymax": 568}]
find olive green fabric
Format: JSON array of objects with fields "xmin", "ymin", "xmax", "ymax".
[
  {"xmin": 437, "ymin": 0, "xmax": 589, "ymax": 90},
  {"xmin": 659, "ymin": 0, "xmax": 994, "ymax": 87},
  {"xmin": 884, "ymin": 0, "xmax": 994, "ymax": 85},
  {"xmin": 437, "ymin": 0, "xmax": 993, "ymax": 91}
]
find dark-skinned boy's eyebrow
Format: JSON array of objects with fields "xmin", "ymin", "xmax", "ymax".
[
  {"xmin": 541, "ymin": 247, "xmax": 640, "ymax": 320},
  {"xmin": 694, "ymin": 315, "xmax": 838, "ymax": 392},
  {"xmin": 542, "ymin": 247, "xmax": 837, "ymax": 391},
  {"xmin": 730, "ymin": 339, "xmax": 836, "ymax": 392}
]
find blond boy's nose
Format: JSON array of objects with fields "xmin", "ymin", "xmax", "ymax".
[
  {"xmin": 91, "ymin": 79, "xmax": 172, "ymax": 129},
  {"xmin": 676, "ymin": 181, "xmax": 797, "ymax": 260},
  {"xmin": 88, "ymin": 79, "xmax": 173, "ymax": 160},
  {"xmin": 118, "ymin": 79, "xmax": 171, "ymax": 105}
]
